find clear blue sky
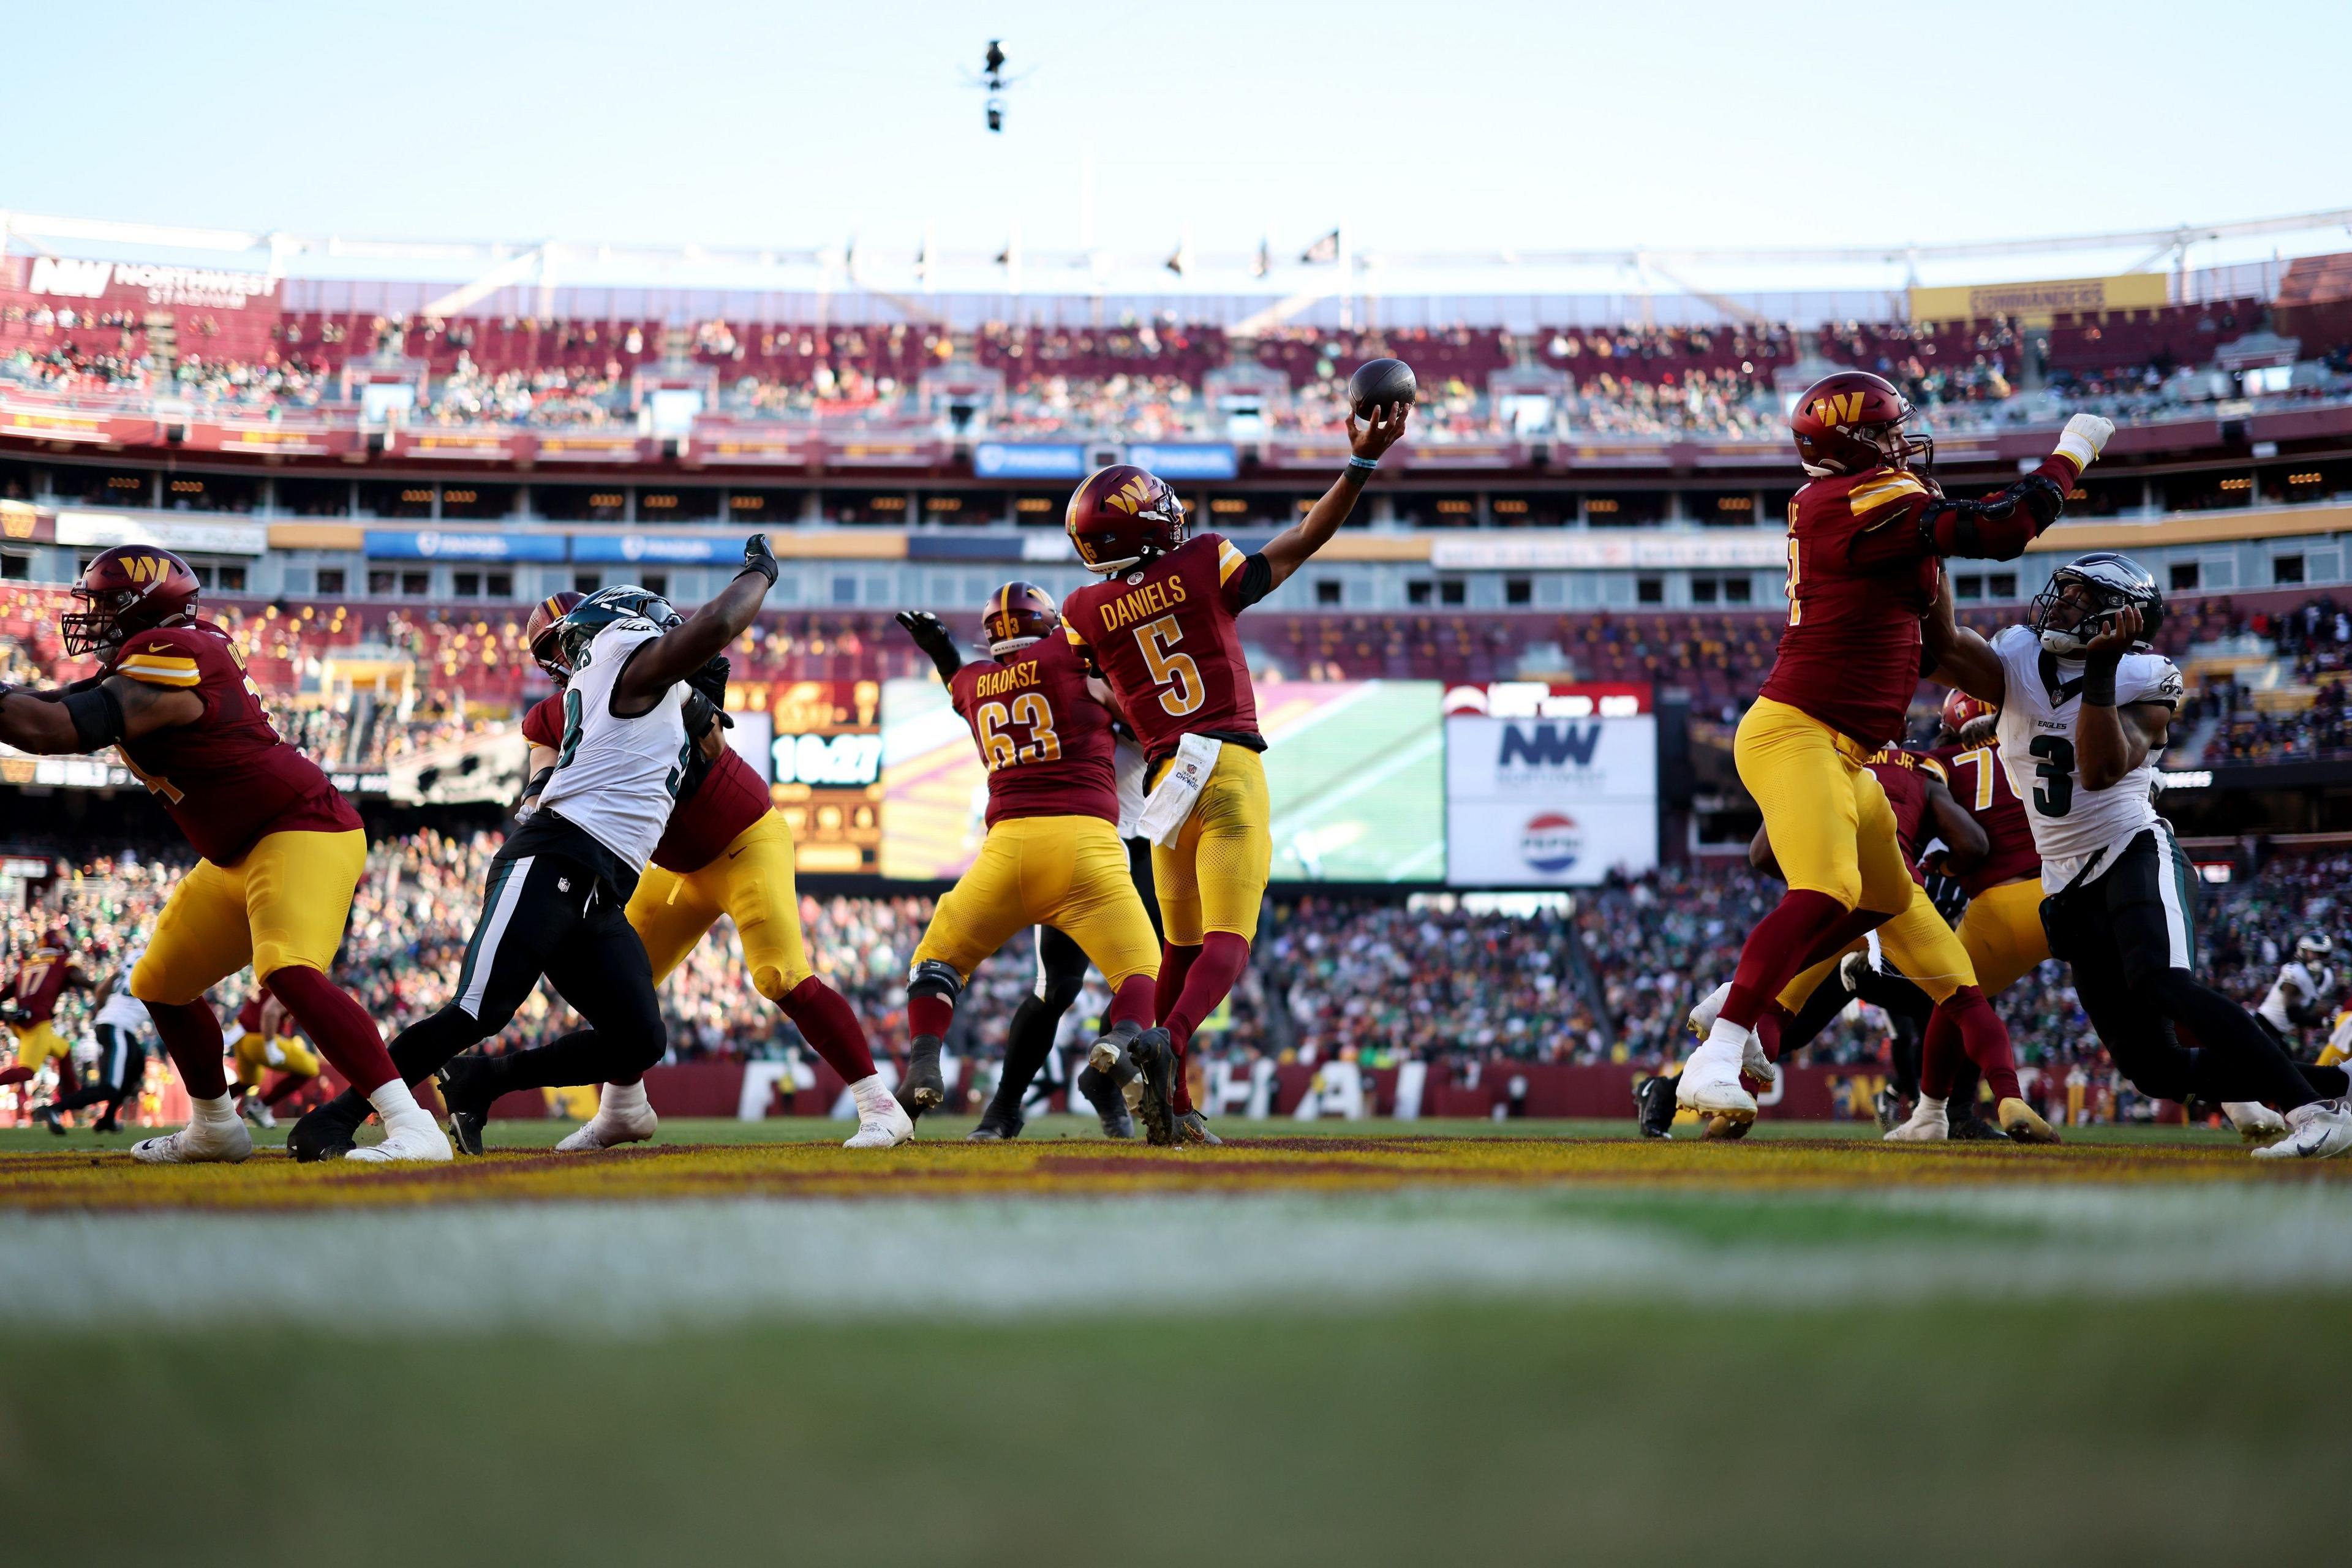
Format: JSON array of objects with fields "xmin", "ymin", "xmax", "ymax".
[{"xmin": 19, "ymin": 0, "xmax": 2348, "ymax": 262}]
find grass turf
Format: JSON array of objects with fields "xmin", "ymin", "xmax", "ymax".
[{"xmin": 2, "ymin": 1293, "xmax": 2335, "ymax": 1567}]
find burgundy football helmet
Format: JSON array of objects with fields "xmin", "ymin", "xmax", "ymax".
[
  {"xmin": 1065, "ymin": 465, "xmax": 1186, "ymax": 573},
  {"xmin": 61, "ymin": 546, "xmax": 201, "ymax": 659},
  {"xmin": 1940, "ymin": 688, "xmax": 1996, "ymax": 742},
  {"xmin": 1789, "ymin": 371, "xmax": 1930, "ymax": 478},
  {"xmin": 981, "ymin": 581, "xmax": 1060, "ymax": 657},
  {"xmin": 524, "ymin": 590, "xmax": 587, "ymax": 682}
]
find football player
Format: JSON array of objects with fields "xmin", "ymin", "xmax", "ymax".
[
  {"xmin": 894, "ymin": 584, "xmax": 1166, "ymax": 1136},
  {"xmin": 36, "ymin": 939, "xmax": 152, "ymax": 1134},
  {"xmin": 515, "ymin": 590, "xmax": 910, "ymax": 1152},
  {"xmin": 2256, "ymin": 934, "xmax": 2337, "ymax": 1053},
  {"xmin": 0, "ymin": 927, "xmax": 90, "ymax": 1098},
  {"xmin": 292, "ymin": 545, "xmax": 782, "ymax": 1159},
  {"xmin": 224, "ymin": 988, "xmax": 319, "ymax": 1129},
  {"xmin": 1678, "ymin": 371, "xmax": 2114, "ymax": 1130},
  {"xmin": 1060, "ymin": 396, "xmax": 1410, "ymax": 1143},
  {"xmin": 0, "ymin": 546, "xmax": 447, "ymax": 1163},
  {"xmin": 1927, "ymin": 551, "xmax": 2352, "ymax": 1158}
]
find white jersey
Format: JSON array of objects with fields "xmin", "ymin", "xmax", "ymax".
[
  {"xmin": 1113, "ymin": 734, "xmax": 1149, "ymax": 840},
  {"xmin": 93, "ymin": 945, "xmax": 149, "ymax": 1031},
  {"xmin": 1989, "ymin": 624, "xmax": 2184, "ymax": 894},
  {"xmin": 537, "ymin": 619, "xmax": 691, "ymax": 872},
  {"xmin": 2261, "ymin": 961, "xmax": 2334, "ymax": 1033}
]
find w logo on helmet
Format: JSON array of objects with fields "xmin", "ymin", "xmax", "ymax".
[
  {"xmin": 119, "ymin": 554, "xmax": 170, "ymax": 584},
  {"xmin": 1103, "ymin": 475, "xmax": 1156, "ymax": 516},
  {"xmin": 1065, "ymin": 464, "xmax": 1186, "ymax": 573},
  {"xmin": 1811, "ymin": 391, "xmax": 1866, "ymax": 426}
]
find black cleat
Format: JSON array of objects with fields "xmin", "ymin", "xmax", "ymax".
[
  {"xmin": 1950, "ymin": 1110, "xmax": 2011, "ymax": 1142},
  {"xmin": 35, "ymin": 1104, "xmax": 66, "ymax": 1136},
  {"xmin": 1174, "ymin": 1109, "xmax": 1223, "ymax": 1146},
  {"xmin": 91, "ymin": 1115, "xmax": 120, "ymax": 1135},
  {"xmin": 1634, "ymin": 1073, "xmax": 1679, "ymax": 1139},
  {"xmin": 1076, "ymin": 1062, "xmax": 1134, "ymax": 1139},
  {"xmin": 1124, "ymin": 1028, "xmax": 1180, "ymax": 1147},
  {"xmin": 435, "ymin": 1061, "xmax": 492, "ymax": 1157},
  {"xmin": 289, "ymin": 1091, "xmax": 370, "ymax": 1163},
  {"xmin": 1872, "ymin": 1087, "xmax": 1909, "ymax": 1135},
  {"xmin": 966, "ymin": 1109, "xmax": 1023, "ymax": 1142},
  {"xmin": 902, "ymin": 1035, "xmax": 946, "ymax": 1121}
]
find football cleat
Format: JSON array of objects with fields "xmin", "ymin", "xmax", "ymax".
[
  {"xmin": 2223, "ymin": 1101, "xmax": 2289, "ymax": 1144},
  {"xmin": 554, "ymin": 1095, "xmax": 659, "ymax": 1153},
  {"xmin": 433, "ymin": 1061, "xmax": 494, "ymax": 1157},
  {"xmin": 132, "ymin": 1115, "xmax": 253, "ymax": 1165},
  {"xmin": 1175, "ymin": 1110, "xmax": 1223, "ymax": 1147},
  {"xmin": 1686, "ymin": 982, "xmax": 1730, "ymax": 1041},
  {"xmin": 843, "ymin": 1096, "xmax": 914, "ymax": 1150},
  {"xmin": 1996, "ymin": 1097, "xmax": 2060, "ymax": 1144},
  {"xmin": 1675, "ymin": 1036, "xmax": 1757, "ymax": 1128},
  {"xmin": 35, "ymin": 1104, "xmax": 66, "ymax": 1136},
  {"xmin": 966, "ymin": 1110, "xmax": 1024, "ymax": 1142},
  {"xmin": 1872, "ymin": 1087, "xmax": 1909, "ymax": 1134},
  {"xmin": 1076, "ymin": 1061, "xmax": 1135, "ymax": 1139},
  {"xmin": 1741, "ymin": 1034, "xmax": 1773, "ymax": 1085},
  {"xmin": 289, "ymin": 1093, "xmax": 369, "ymax": 1163},
  {"xmin": 1123, "ymin": 1027, "xmax": 1181, "ymax": 1147},
  {"xmin": 2249, "ymin": 1099, "xmax": 2352, "ymax": 1161},
  {"xmin": 238, "ymin": 1094, "xmax": 277, "ymax": 1130},
  {"xmin": 1950, "ymin": 1109, "xmax": 2012, "ymax": 1142},
  {"xmin": 91, "ymin": 1114, "xmax": 120, "ymax": 1134},
  {"xmin": 902, "ymin": 1035, "xmax": 946, "ymax": 1121},
  {"xmin": 345, "ymin": 1107, "xmax": 453, "ymax": 1164},
  {"xmin": 1885, "ymin": 1099, "xmax": 1949, "ymax": 1142},
  {"xmin": 1634, "ymin": 1073, "xmax": 1679, "ymax": 1139}
]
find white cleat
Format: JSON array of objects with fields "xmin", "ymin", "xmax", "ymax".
[
  {"xmin": 2223, "ymin": 1101, "xmax": 2289, "ymax": 1145},
  {"xmin": 1885, "ymin": 1099, "xmax": 1950, "ymax": 1142},
  {"xmin": 237, "ymin": 1094, "xmax": 276, "ymax": 1129},
  {"xmin": 1741, "ymin": 1034, "xmax": 1773, "ymax": 1084},
  {"xmin": 344, "ymin": 1107, "xmax": 453, "ymax": 1163},
  {"xmin": 130, "ymin": 1117, "xmax": 254, "ymax": 1164},
  {"xmin": 843, "ymin": 1096, "xmax": 914, "ymax": 1150},
  {"xmin": 1686, "ymin": 981, "xmax": 1732, "ymax": 1042},
  {"xmin": 554, "ymin": 1104, "xmax": 659, "ymax": 1153},
  {"xmin": 1675, "ymin": 1036, "xmax": 1756, "ymax": 1126},
  {"xmin": 2250, "ymin": 1099, "xmax": 2352, "ymax": 1161}
]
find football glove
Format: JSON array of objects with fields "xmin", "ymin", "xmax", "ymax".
[
  {"xmin": 2052, "ymin": 413, "xmax": 2114, "ymax": 472},
  {"xmin": 687, "ymin": 655, "xmax": 734, "ymax": 726},
  {"xmin": 895, "ymin": 610, "xmax": 954, "ymax": 657},
  {"xmin": 1924, "ymin": 871, "xmax": 1971, "ymax": 926},
  {"xmin": 741, "ymin": 533, "xmax": 780, "ymax": 586}
]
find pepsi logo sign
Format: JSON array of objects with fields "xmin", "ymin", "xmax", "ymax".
[{"xmin": 1520, "ymin": 812, "xmax": 1581, "ymax": 873}]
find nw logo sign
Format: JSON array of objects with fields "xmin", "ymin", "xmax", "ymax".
[{"xmin": 1497, "ymin": 723, "xmax": 1602, "ymax": 769}]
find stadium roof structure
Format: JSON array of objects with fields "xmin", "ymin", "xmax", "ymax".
[{"xmin": 6, "ymin": 205, "xmax": 2350, "ymax": 331}]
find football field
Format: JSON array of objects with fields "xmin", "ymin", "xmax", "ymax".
[{"xmin": 3, "ymin": 1119, "xmax": 2344, "ymax": 1566}]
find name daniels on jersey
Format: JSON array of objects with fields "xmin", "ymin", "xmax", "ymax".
[
  {"xmin": 970, "ymin": 662, "xmax": 1041, "ymax": 699},
  {"xmin": 1096, "ymin": 575, "xmax": 1189, "ymax": 635}
]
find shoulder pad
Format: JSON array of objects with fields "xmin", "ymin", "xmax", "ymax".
[{"xmin": 113, "ymin": 626, "xmax": 210, "ymax": 688}]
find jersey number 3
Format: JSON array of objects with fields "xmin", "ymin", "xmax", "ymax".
[
  {"xmin": 976, "ymin": 693, "xmax": 1061, "ymax": 771},
  {"xmin": 1134, "ymin": 614, "xmax": 1204, "ymax": 718},
  {"xmin": 2027, "ymin": 735, "xmax": 2075, "ymax": 818}
]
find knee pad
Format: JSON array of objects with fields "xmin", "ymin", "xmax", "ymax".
[
  {"xmin": 750, "ymin": 963, "xmax": 812, "ymax": 1006},
  {"xmin": 907, "ymin": 959, "xmax": 965, "ymax": 1003}
]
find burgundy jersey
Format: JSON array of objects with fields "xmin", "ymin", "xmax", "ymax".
[
  {"xmin": 1863, "ymin": 749, "xmax": 1936, "ymax": 873},
  {"xmin": 522, "ymin": 692, "xmax": 771, "ymax": 875},
  {"xmin": 1760, "ymin": 469, "xmax": 1943, "ymax": 746},
  {"xmin": 949, "ymin": 634, "xmax": 1118, "ymax": 826},
  {"xmin": 1929, "ymin": 739, "xmax": 2042, "ymax": 896},
  {"xmin": 1061, "ymin": 532, "xmax": 1264, "ymax": 765},
  {"xmin": 10, "ymin": 946, "xmax": 81, "ymax": 1025},
  {"xmin": 111, "ymin": 620, "xmax": 359, "ymax": 865}
]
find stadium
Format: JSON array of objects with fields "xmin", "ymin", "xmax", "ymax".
[{"xmin": 7, "ymin": 7, "xmax": 2352, "ymax": 1562}]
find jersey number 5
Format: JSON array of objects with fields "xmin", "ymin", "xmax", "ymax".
[
  {"xmin": 976, "ymin": 692, "xmax": 1061, "ymax": 771},
  {"xmin": 2027, "ymin": 735, "xmax": 2075, "ymax": 818},
  {"xmin": 1134, "ymin": 615, "xmax": 1204, "ymax": 718}
]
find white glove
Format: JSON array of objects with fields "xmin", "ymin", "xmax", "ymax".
[{"xmin": 2052, "ymin": 413, "xmax": 2114, "ymax": 471}]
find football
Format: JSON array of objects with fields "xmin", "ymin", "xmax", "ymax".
[{"xmin": 1348, "ymin": 357, "xmax": 1418, "ymax": 419}]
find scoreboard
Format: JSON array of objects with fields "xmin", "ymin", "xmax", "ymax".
[{"xmin": 726, "ymin": 679, "xmax": 883, "ymax": 873}]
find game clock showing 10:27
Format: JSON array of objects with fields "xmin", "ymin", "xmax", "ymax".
[{"xmin": 733, "ymin": 679, "xmax": 883, "ymax": 873}]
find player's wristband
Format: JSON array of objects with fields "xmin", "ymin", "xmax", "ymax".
[
  {"xmin": 1345, "ymin": 456, "xmax": 1379, "ymax": 475},
  {"xmin": 2082, "ymin": 653, "xmax": 2120, "ymax": 707}
]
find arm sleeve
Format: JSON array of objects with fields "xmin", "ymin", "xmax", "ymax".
[
  {"xmin": 921, "ymin": 641, "xmax": 964, "ymax": 683},
  {"xmin": 1224, "ymin": 553, "xmax": 1276, "ymax": 613},
  {"xmin": 1844, "ymin": 455, "xmax": 2081, "ymax": 568}
]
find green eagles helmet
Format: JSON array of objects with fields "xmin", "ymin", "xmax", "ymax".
[
  {"xmin": 553, "ymin": 585, "xmax": 682, "ymax": 670},
  {"xmin": 2030, "ymin": 552, "xmax": 2165, "ymax": 655}
]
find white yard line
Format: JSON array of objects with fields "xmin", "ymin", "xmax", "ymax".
[{"xmin": 7, "ymin": 1185, "xmax": 2351, "ymax": 1335}]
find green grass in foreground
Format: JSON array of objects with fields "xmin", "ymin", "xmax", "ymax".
[
  {"xmin": 0, "ymin": 1292, "xmax": 2329, "ymax": 1567},
  {"xmin": 0, "ymin": 1112, "xmax": 2245, "ymax": 1155}
]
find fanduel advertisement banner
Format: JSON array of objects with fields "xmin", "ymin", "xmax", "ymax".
[{"xmin": 1444, "ymin": 683, "xmax": 1657, "ymax": 886}]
